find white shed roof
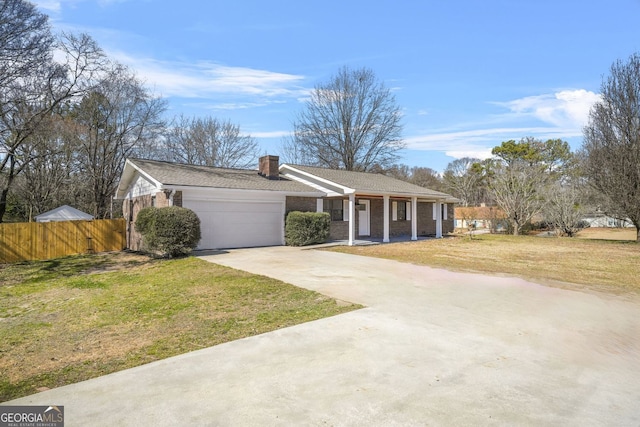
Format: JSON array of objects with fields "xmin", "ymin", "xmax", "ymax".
[{"xmin": 34, "ymin": 205, "xmax": 94, "ymax": 222}]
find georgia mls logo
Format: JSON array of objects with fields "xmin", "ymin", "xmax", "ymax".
[
  {"xmin": 44, "ymin": 406, "xmax": 63, "ymax": 419},
  {"xmin": 0, "ymin": 405, "xmax": 64, "ymax": 427}
]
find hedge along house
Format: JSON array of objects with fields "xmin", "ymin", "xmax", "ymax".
[{"xmin": 115, "ymin": 155, "xmax": 457, "ymax": 250}]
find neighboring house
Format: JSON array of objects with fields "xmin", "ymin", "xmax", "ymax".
[
  {"xmin": 34, "ymin": 205, "xmax": 94, "ymax": 222},
  {"xmin": 455, "ymin": 205, "xmax": 507, "ymax": 231},
  {"xmin": 581, "ymin": 212, "xmax": 635, "ymax": 228},
  {"xmin": 115, "ymin": 155, "xmax": 457, "ymax": 250}
]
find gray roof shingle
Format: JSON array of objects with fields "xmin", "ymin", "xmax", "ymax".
[
  {"xmin": 129, "ymin": 159, "xmax": 318, "ymax": 193},
  {"xmin": 284, "ymin": 164, "xmax": 452, "ymax": 198}
]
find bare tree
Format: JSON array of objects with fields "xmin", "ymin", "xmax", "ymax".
[
  {"xmin": 455, "ymin": 206, "xmax": 478, "ymax": 239},
  {"xmin": 409, "ymin": 166, "xmax": 444, "ymax": 190},
  {"xmin": 368, "ymin": 163, "xmax": 444, "ymax": 191},
  {"xmin": 12, "ymin": 114, "xmax": 79, "ymax": 220},
  {"xmin": 0, "ymin": 0, "xmax": 53, "ymax": 90},
  {"xmin": 488, "ymin": 159, "xmax": 547, "ymax": 235},
  {"xmin": 482, "ymin": 138, "xmax": 572, "ymax": 235},
  {"xmin": 370, "ymin": 163, "xmax": 410, "ymax": 180},
  {"xmin": 443, "ymin": 157, "xmax": 483, "ymax": 206},
  {"xmin": 0, "ymin": 7, "xmax": 104, "ymax": 221},
  {"xmin": 71, "ymin": 63, "xmax": 166, "ymax": 218},
  {"xmin": 164, "ymin": 115, "xmax": 258, "ymax": 169},
  {"xmin": 279, "ymin": 133, "xmax": 316, "ymax": 166},
  {"xmin": 582, "ymin": 52, "xmax": 640, "ymax": 242},
  {"xmin": 291, "ymin": 66, "xmax": 404, "ymax": 171},
  {"xmin": 544, "ymin": 181, "xmax": 587, "ymax": 237}
]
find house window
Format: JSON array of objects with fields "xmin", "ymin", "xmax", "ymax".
[
  {"xmin": 151, "ymin": 195, "xmax": 156, "ymax": 207},
  {"xmin": 432, "ymin": 202, "xmax": 447, "ymax": 220},
  {"xmin": 323, "ymin": 199, "xmax": 345, "ymax": 221},
  {"xmin": 393, "ymin": 201, "xmax": 411, "ymax": 221},
  {"xmin": 398, "ymin": 201, "xmax": 406, "ymax": 220}
]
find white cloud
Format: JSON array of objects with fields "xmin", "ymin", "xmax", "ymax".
[
  {"xmin": 32, "ymin": 0, "xmax": 62, "ymax": 12},
  {"xmin": 33, "ymin": 0, "xmax": 131, "ymax": 10},
  {"xmin": 245, "ymin": 130, "xmax": 291, "ymax": 139},
  {"xmin": 111, "ymin": 53, "xmax": 308, "ymax": 102},
  {"xmin": 405, "ymin": 125, "xmax": 583, "ymax": 160},
  {"xmin": 206, "ymin": 102, "xmax": 268, "ymax": 110},
  {"xmin": 405, "ymin": 128, "xmax": 513, "ymax": 160},
  {"xmin": 498, "ymin": 89, "xmax": 601, "ymax": 129},
  {"xmin": 406, "ymin": 89, "xmax": 601, "ymax": 160}
]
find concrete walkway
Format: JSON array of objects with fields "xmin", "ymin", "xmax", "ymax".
[{"xmin": 7, "ymin": 246, "xmax": 640, "ymax": 426}]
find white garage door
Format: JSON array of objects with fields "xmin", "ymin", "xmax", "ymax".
[{"xmin": 184, "ymin": 200, "xmax": 284, "ymax": 249}]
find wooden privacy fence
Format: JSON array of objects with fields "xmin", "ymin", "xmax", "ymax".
[{"xmin": 0, "ymin": 219, "xmax": 126, "ymax": 263}]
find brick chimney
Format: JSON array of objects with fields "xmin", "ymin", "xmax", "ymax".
[{"xmin": 259, "ymin": 155, "xmax": 280, "ymax": 180}]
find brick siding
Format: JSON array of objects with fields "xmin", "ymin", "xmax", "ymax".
[
  {"xmin": 285, "ymin": 196, "xmax": 317, "ymax": 214},
  {"xmin": 123, "ymin": 190, "xmax": 185, "ymax": 251},
  {"xmin": 123, "ymin": 194, "xmax": 153, "ymax": 251}
]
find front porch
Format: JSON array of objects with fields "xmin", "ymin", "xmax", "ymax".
[
  {"xmin": 285, "ymin": 195, "xmax": 454, "ymax": 246},
  {"xmin": 280, "ymin": 164, "xmax": 457, "ymax": 246},
  {"xmin": 329, "ymin": 194, "xmax": 451, "ymax": 246}
]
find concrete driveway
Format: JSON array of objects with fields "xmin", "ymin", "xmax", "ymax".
[{"xmin": 7, "ymin": 246, "xmax": 640, "ymax": 426}]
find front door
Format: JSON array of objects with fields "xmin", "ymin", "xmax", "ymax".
[{"xmin": 358, "ymin": 199, "xmax": 370, "ymax": 236}]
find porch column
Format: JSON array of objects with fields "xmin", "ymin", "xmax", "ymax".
[
  {"xmin": 383, "ymin": 195, "xmax": 390, "ymax": 243},
  {"xmin": 435, "ymin": 200, "xmax": 443, "ymax": 238},
  {"xmin": 411, "ymin": 196, "xmax": 418, "ymax": 240},
  {"xmin": 348, "ymin": 193, "xmax": 356, "ymax": 246}
]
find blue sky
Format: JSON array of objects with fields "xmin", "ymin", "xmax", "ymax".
[{"xmin": 34, "ymin": 0, "xmax": 640, "ymax": 172}]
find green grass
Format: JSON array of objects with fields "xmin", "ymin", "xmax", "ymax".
[
  {"xmin": 329, "ymin": 233, "xmax": 640, "ymax": 295},
  {"xmin": 0, "ymin": 253, "xmax": 361, "ymax": 402}
]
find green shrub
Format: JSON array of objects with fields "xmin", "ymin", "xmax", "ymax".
[
  {"xmin": 135, "ymin": 206, "xmax": 157, "ymax": 235},
  {"xmin": 135, "ymin": 206, "xmax": 201, "ymax": 257},
  {"xmin": 285, "ymin": 211, "xmax": 330, "ymax": 246}
]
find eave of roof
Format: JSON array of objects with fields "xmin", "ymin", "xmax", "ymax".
[{"xmin": 281, "ymin": 164, "xmax": 455, "ymax": 199}]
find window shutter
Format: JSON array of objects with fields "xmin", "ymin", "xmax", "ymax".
[
  {"xmin": 316, "ymin": 198, "xmax": 324, "ymax": 213},
  {"xmin": 406, "ymin": 202, "xmax": 411, "ymax": 221},
  {"xmin": 432, "ymin": 202, "xmax": 436, "ymax": 220},
  {"xmin": 392, "ymin": 201, "xmax": 398, "ymax": 221},
  {"xmin": 343, "ymin": 199, "xmax": 349, "ymax": 221},
  {"xmin": 444, "ymin": 203, "xmax": 448, "ymax": 219}
]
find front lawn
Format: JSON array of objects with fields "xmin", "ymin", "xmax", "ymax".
[
  {"xmin": 0, "ymin": 253, "xmax": 360, "ymax": 401},
  {"xmin": 329, "ymin": 233, "xmax": 640, "ymax": 295}
]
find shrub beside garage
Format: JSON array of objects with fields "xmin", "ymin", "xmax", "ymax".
[
  {"xmin": 136, "ymin": 206, "xmax": 201, "ymax": 257},
  {"xmin": 285, "ymin": 211, "xmax": 330, "ymax": 246}
]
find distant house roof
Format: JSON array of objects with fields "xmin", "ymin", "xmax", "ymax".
[
  {"xmin": 34, "ymin": 205, "xmax": 93, "ymax": 222},
  {"xmin": 116, "ymin": 159, "xmax": 322, "ymax": 199},
  {"xmin": 281, "ymin": 164, "xmax": 456, "ymax": 200}
]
